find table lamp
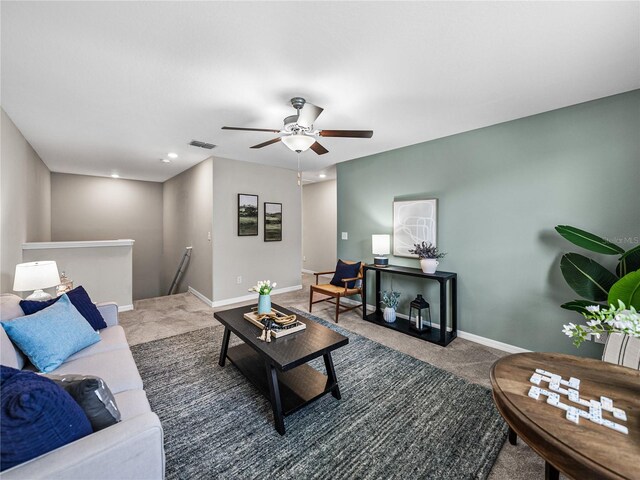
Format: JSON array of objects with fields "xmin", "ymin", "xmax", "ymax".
[
  {"xmin": 13, "ymin": 261, "xmax": 61, "ymax": 301},
  {"xmin": 372, "ymin": 234, "xmax": 390, "ymax": 267}
]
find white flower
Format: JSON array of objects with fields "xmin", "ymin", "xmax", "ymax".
[
  {"xmin": 585, "ymin": 305, "xmax": 600, "ymax": 313},
  {"xmin": 586, "ymin": 319, "xmax": 600, "ymax": 328},
  {"xmin": 272, "ymin": 282, "xmax": 277, "ymax": 288}
]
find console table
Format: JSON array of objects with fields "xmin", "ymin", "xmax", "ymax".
[{"xmin": 362, "ymin": 264, "xmax": 457, "ymax": 347}]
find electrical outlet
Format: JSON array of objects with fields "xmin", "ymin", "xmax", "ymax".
[
  {"xmin": 303, "ymin": 256, "xmax": 306, "ymax": 262},
  {"xmin": 207, "ymin": 232, "xmax": 211, "ymax": 241},
  {"xmin": 341, "ymin": 232, "xmax": 348, "ymax": 240},
  {"xmin": 236, "ymin": 276, "xmax": 242, "ymax": 284}
]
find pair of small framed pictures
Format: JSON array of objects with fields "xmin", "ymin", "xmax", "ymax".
[{"xmin": 237, "ymin": 194, "xmax": 282, "ymax": 241}]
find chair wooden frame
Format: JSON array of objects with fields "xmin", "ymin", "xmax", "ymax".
[{"xmin": 309, "ymin": 261, "xmax": 364, "ymax": 323}]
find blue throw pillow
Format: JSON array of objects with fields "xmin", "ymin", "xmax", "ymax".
[
  {"xmin": 330, "ymin": 260, "xmax": 361, "ymax": 289},
  {"xmin": 20, "ymin": 286, "xmax": 107, "ymax": 331},
  {"xmin": 1, "ymin": 295, "xmax": 101, "ymax": 373},
  {"xmin": 0, "ymin": 365, "xmax": 92, "ymax": 471}
]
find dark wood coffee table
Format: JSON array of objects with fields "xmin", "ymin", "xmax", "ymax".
[
  {"xmin": 215, "ymin": 303, "xmax": 349, "ymax": 435},
  {"xmin": 491, "ymin": 352, "xmax": 640, "ymax": 480}
]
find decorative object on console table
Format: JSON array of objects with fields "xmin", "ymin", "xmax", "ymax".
[
  {"xmin": 409, "ymin": 294, "xmax": 431, "ymax": 332},
  {"xmin": 372, "ymin": 234, "xmax": 391, "ymax": 267},
  {"xmin": 381, "ymin": 290, "xmax": 400, "ymax": 323},
  {"xmin": 248, "ymin": 280, "xmax": 276, "ymax": 314},
  {"xmin": 393, "ymin": 198, "xmax": 437, "ymax": 257},
  {"xmin": 56, "ymin": 271, "xmax": 73, "ymax": 297},
  {"xmin": 238, "ymin": 194, "xmax": 259, "ymax": 236},
  {"xmin": 408, "ymin": 241, "xmax": 447, "ymax": 274},
  {"xmin": 264, "ymin": 202, "xmax": 282, "ymax": 242},
  {"xmin": 13, "ymin": 261, "xmax": 61, "ymax": 301}
]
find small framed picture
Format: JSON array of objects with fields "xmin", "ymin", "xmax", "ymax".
[
  {"xmin": 238, "ymin": 194, "xmax": 258, "ymax": 236},
  {"xmin": 264, "ymin": 202, "xmax": 282, "ymax": 242}
]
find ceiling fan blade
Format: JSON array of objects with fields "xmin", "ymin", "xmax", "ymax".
[
  {"xmin": 296, "ymin": 103, "xmax": 324, "ymax": 128},
  {"xmin": 250, "ymin": 137, "xmax": 282, "ymax": 149},
  {"xmin": 319, "ymin": 130, "xmax": 373, "ymax": 138},
  {"xmin": 310, "ymin": 141, "xmax": 329, "ymax": 155},
  {"xmin": 222, "ymin": 126, "xmax": 281, "ymax": 133}
]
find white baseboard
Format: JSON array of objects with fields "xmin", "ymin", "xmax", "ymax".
[
  {"xmin": 339, "ymin": 298, "xmax": 529, "ymax": 354},
  {"xmin": 118, "ymin": 304, "xmax": 134, "ymax": 312},
  {"xmin": 211, "ymin": 285, "xmax": 303, "ymax": 309},
  {"xmin": 456, "ymin": 331, "xmax": 530, "ymax": 354},
  {"xmin": 188, "ymin": 286, "xmax": 213, "ymax": 307}
]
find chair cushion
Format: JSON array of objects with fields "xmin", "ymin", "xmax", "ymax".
[
  {"xmin": 312, "ymin": 284, "xmax": 361, "ymax": 296},
  {"xmin": 330, "ymin": 260, "xmax": 361, "ymax": 288},
  {"xmin": 65, "ymin": 326, "xmax": 129, "ymax": 362},
  {"xmin": 0, "ymin": 366, "xmax": 92, "ymax": 471},
  {"xmin": 1, "ymin": 295, "xmax": 101, "ymax": 373},
  {"xmin": 51, "ymin": 349, "xmax": 143, "ymax": 394},
  {"xmin": 20, "ymin": 286, "xmax": 107, "ymax": 331},
  {"xmin": 113, "ymin": 389, "xmax": 151, "ymax": 421}
]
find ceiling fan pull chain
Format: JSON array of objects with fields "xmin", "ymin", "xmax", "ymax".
[{"xmin": 297, "ymin": 152, "xmax": 301, "ymax": 186}]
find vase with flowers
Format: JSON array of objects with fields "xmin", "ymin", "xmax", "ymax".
[
  {"xmin": 249, "ymin": 280, "xmax": 277, "ymax": 314},
  {"xmin": 562, "ymin": 300, "xmax": 640, "ymax": 347},
  {"xmin": 408, "ymin": 241, "xmax": 446, "ymax": 274}
]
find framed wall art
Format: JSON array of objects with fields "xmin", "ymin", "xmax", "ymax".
[
  {"xmin": 264, "ymin": 202, "xmax": 282, "ymax": 242},
  {"xmin": 238, "ymin": 194, "xmax": 258, "ymax": 236},
  {"xmin": 393, "ymin": 198, "xmax": 437, "ymax": 257}
]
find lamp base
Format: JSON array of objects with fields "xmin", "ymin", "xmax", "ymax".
[
  {"xmin": 373, "ymin": 257, "xmax": 389, "ymax": 267},
  {"xmin": 25, "ymin": 289, "xmax": 53, "ymax": 301}
]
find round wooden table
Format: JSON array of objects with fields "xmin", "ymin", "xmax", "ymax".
[{"xmin": 490, "ymin": 352, "xmax": 640, "ymax": 480}]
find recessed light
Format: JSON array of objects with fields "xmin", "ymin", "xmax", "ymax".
[
  {"xmin": 160, "ymin": 158, "xmax": 171, "ymax": 164},
  {"xmin": 111, "ymin": 174, "xmax": 120, "ymax": 179},
  {"xmin": 167, "ymin": 152, "xmax": 178, "ymax": 159},
  {"xmin": 319, "ymin": 173, "xmax": 327, "ymax": 178}
]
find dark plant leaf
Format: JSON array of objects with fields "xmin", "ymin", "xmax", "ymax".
[
  {"xmin": 608, "ymin": 270, "xmax": 640, "ymax": 309},
  {"xmin": 555, "ymin": 225, "xmax": 624, "ymax": 255},
  {"xmin": 561, "ymin": 300, "xmax": 605, "ymax": 315},
  {"xmin": 616, "ymin": 244, "xmax": 640, "ymax": 277},
  {"xmin": 560, "ymin": 253, "xmax": 618, "ymax": 301}
]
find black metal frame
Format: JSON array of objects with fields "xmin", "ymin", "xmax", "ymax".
[
  {"xmin": 237, "ymin": 193, "xmax": 259, "ymax": 236},
  {"xmin": 362, "ymin": 264, "xmax": 457, "ymax": 347},
  {"xmin": 263, "ymin": 202, "xmax": 282, "ymax": 242}
]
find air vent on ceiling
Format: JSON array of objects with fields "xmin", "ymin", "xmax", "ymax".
[{"xmin": 189, "ymin": 140, "xmax": 216, "ymax": 149}]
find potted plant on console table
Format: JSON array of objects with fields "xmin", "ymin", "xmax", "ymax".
[
  {"xmin": 409, "ymin": 242, "xmax": 446, "ymax": 274},
  {"xmin": 381, "ymin": 290, "xmax": 400, "ymax": 323}
]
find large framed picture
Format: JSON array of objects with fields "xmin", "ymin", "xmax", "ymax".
[
  {"xmin": 264, "ymin": 202, "xmax": 282, "ymax": 242},
  {"xmin": 238, "ymin": 194, "xmax": 258, "ymax": 236},
  {"xmin": 393, "ymin": 198, "xmax": 437, "ymax": 257}
]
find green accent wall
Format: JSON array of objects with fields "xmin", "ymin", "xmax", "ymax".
[{"xmin": 337, "ymin": 90, "xmax": 640, "ymax": 356}]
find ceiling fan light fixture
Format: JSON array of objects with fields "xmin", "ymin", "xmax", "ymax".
[{"xmin": 281, "ymin": 134, "xmax": 315, "ymax": 153}]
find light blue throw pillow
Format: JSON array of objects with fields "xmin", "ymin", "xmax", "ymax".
[{"xmin": 1, "ymin": 294, "xmax": 101, "ymax": 373}]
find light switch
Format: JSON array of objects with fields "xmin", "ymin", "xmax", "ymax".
[{"xmin": 341, "ymin": 232, "xmax": 348, "ymax": 240}]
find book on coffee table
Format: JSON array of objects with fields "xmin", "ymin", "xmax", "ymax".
[{"xmin": 243, "ymin": 308, "xmax": 306, "ymax": 338}]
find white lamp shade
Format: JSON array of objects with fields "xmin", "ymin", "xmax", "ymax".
[
  {"xmin": 281, "ymin": 134, "xmax": 315, "ymax": 152},
  {"xmin": 13, "ymin": 261, "xmax": 61, "ymax": 292},
  {"xmin": 372, "ymin": 234, "xmax": 391, "ymax": 255}
]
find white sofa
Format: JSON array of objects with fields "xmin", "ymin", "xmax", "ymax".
[{"xmin": 0, "ymin": 294, "xmax": 165, "ymax": 480}]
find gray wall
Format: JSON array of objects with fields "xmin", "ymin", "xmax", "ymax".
[
  {"xmin": 51, "ymin": 173, "xmax": 163, "ymax": 300},
  {"xmin": 163, "ymin": 158, "xmax": 213, "ymax": 300},
  {"xmin": 0, "ymin": 108, "xmax": 51, "ymax": 293},
  {"xmin": 302, "ymin": 180, "xmax": 337, "ymax": 273},
  {"xmin": 212, "ymin": 157, "xmax": 302, "ymax": 302},
  {"xmin": 337, "ymin": 90, "xmax": 640, "ymax": 357}
]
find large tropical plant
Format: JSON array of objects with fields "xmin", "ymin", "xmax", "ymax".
[{"xmin": 555, "ymin": 225, "xmax": 640, "ymax": 313}]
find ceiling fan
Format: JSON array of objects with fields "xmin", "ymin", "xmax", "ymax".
[{"xmin": 222, "ymin": 97, "xmax": 373, "ymax": 155}]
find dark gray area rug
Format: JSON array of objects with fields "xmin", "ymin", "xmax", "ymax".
[{"xmin": 131, "ymin": 309, "xmax": 507, "ymax": 480}]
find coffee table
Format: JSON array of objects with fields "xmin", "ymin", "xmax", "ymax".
[
  {"xmin": 491, "ymin": 352, "xmax": 640, "ymax": 480},
  {"xmin": 215, "ymin": 303, "xmax": 349, "ymax": 435}
]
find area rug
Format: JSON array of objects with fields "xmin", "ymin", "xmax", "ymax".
[{"xmin": 130, "ymin": 309, "xmax": 507, "ymax": 480}]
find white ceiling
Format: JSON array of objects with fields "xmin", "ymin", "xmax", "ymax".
[{"xmin": 2, "ymin": 1, "xmax": 639, "ymax": 183}]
